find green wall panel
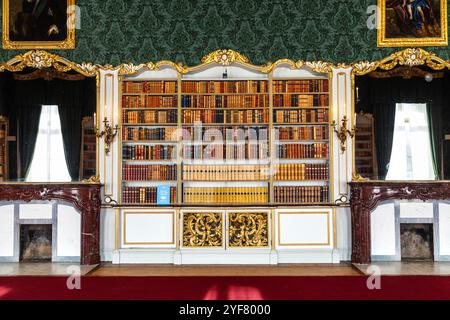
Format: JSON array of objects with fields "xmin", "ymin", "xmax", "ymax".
[{"xmin": 0, "ymin": 0, "xmax": 449, "ymax": 66}]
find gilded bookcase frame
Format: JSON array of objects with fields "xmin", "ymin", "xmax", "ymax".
[{"xmin": 117, "ymin": 49, "xmax": 335, "ymax": 207}]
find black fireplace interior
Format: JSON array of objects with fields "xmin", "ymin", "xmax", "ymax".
[
  {"xmin": 20, "ymin": 224, "xmax": 52, "ymax": 262},
  {"xmin": 400, "ymin": 224, "xmax": 434, "ymax": 261}
]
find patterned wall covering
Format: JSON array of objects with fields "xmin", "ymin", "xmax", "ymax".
[{"xmin": 0, "ymin": 0, "xmax": 449, "ymax": 65}]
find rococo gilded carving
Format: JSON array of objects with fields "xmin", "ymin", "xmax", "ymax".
[
  {"xmin": 352, "ymin": 48, "xmax": 450, "ymax": 76},
  {"xmin": 0, "ymin": 50, "xmax": 98, "ymax": 78},
  {"xmin": 228, "ymin": 213, "xmax": 269, "ymax": 247},
  {"xmin": 183, "ymin": 212, "xmax": 223, "ymax": 247}
]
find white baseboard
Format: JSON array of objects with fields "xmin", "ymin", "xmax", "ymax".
[
  {"xmin": 113, "ymin": 249, "xmax": 176, "ymax": 264},
  {"xmin": 277, "ymin": 248, "xmax": 336, "ymax": 264},
  {"xmin": 101, "ymin": 251, "xmax": 113, "ymax": 262},
  {"xmin": 179, "ymin": 249, "xmax": 273, "ymax": 265},
  {"xmin": 111, "ymin": 248, "xmax": 339, "ymax": 264}
]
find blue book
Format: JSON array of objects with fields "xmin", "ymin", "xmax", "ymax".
[{"xmin": 157, "ymin": 185, "xmax": 171, "ymax": 205}]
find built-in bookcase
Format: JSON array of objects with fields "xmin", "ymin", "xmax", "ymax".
[
  {"xmin": 80, "ymin": 116, "xmax": 96, "ymax": 180},
  {"xmin": 120, "ymin": 73, "xmax": 331, "ymax": 205},
  {"xmin": 0, "ymin": 116, "xmax": 7, "ymax": 182},
  {"xmin": 121, "ymin": 79, "xmax": 179, "ymax": 204}
]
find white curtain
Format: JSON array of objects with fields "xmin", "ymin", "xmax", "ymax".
[
  {"xmin": 26, "ymin": 105, "xmax": 71, "ymax": 182},
  {"xmin": 386, "ymin": 103, "xmax": 435, "ymax": 180}
]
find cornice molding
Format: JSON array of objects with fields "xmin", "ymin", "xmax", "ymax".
[{"xmin": 1, "ymin": 48, "xmax": 449, "ymax": 79}]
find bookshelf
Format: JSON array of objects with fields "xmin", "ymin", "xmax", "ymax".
[
  {"xmin": 355, "ymin": 112, "xmax": 378, "ymax": 179},
  {"xmin": 120, "ymin": 75, "xmax": 331, "ymax": 205},
  {"xmin": 0, "ymin": 116, "xmax": 8, "ymax": 182},
  {"xmin": 272, "ymin": 78, "xmax": 330, "ymax": 204},
  {"xmin": 121, "ymin": 79, "xmax": 179, "ymax": 205},
  {"xmin": 80, "ymin": 116, "xmax": 96, "ymax": 180}
]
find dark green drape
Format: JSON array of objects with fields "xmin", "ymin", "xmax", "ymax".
[
  {"xmin": 17, "ymin": 105, "xmax": 42, "ymax": 179},
  {"xmin": 59, "ymin": 104, "xmax": 83, "ymax": 180},
  {"xmin": 356, "ymin": 74, "xmax": 450, "ymax": 180},
  {"xmin": 427, "ymin": 104, "xmax": 443, "ymax": 179}
]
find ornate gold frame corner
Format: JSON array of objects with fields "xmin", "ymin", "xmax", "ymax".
[
  {"xmin": 377, "ymin": 0, "xmax": 448, "ymax": 47},
  {"xmin": 2, "ymin": 0, "xmax": 76, "ymax": 50}
]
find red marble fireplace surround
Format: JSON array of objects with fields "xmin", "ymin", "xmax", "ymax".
[
  {"xmin": 0, "ymin": 183, "xmax": 102, "ymax": 265},
  {"xmin": 350, "ymin": 181, "xmax": 450, "ymax": 264}
]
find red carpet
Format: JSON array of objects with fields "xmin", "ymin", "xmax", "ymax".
[{"xmin": 1, "ymin": 276, "xmax": 450, "ymax": 300}]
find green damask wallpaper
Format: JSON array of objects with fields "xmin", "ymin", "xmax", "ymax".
[{"xmin": 0, "ymin": 0, "xmax": 449, "ymax": 66}]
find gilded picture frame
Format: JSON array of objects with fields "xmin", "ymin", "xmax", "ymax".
[
  {"xmin": 2, "ymin": 0, "xmax": 75, "ymax": 50},
  {"xmin": 377, "ymin": 0, "xmax": 448, "ymax": 47}
]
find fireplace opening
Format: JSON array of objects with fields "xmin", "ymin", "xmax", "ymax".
[
  {"xmin": 20, "ymin": 225, "xmax": 52, "ymax": 262},
  {"xmin": 400, "ymin": 223, "xmax": 434, "ymax": 261}
]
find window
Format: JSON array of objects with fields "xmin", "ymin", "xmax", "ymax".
[
  {"xmin": 26, "ymin": 105, "xmax": 71, "ymax": 182},
  {"xmin": 386, "ymin": 103, "xmax": 435, "ymax": 180}
]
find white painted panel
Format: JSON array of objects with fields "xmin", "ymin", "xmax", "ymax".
[
  {"xmin": 371, "ymin": 203, "xmax": 396, "ymax": 256},
  {"xmin": 439, "ymin": 203, "xmax": 450, "ymax": 255},
  {"xmin": 128, "ymin": 67, "xmax": 178, "ymax": 80},
  {"xmin": 0, "ymin": 205, "xmax": 15, "ymax": 256},
  {"xmin": 273, "ymin": 66, "xmax": 324, "ymax": 78},
  {"xmin": 183, "ymin": 65, "xmax": 267, "ymax": 79},
  {"xmin": 124, "ymin": 212, "xmax": 174, "ymax": 245},
  {"xmin": 336, "ymin": 207, "xmax": 351, "ymax": 261},
  {"xmin": 100, "ymin": 208, "xmax": 115, "ymax": 261},
  {"xmin": 278, "ymin": 212, "xmax": 330, "ymax": 246},
  {"xmin": 400, "ymin": 202, "xmax": 433, "ymax": 219},
  {"xmin": 19, "ymin": 204, "xmax": 52, "ymax": 220},
  {"xmin": 57, "ymin": 205, "xmax": 80, "ymax": 257}
]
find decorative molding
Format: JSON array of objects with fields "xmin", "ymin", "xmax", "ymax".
[
  {"xmin": 182, "ymin": 212, "xmax": 223, "ymax": 247},
  {"xmin": 228, "ymin": 212, "xmax": 269, "ymax": 247},
  {"xmin": 350, "ymin": 181, "xmax": 450, "ymax": 264},
  {"xmin": 0, "ymin": 183, "xmax": 102, "ymax": 265},
  {"xmin": 0, "ymin": 50, "xmax": 98, "ymax": 78},
  {"xmin": 352, "ymin": 48, "xmax": 450, "ymax": 76}
]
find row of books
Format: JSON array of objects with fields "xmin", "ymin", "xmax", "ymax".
[
  {"xmin": 122, "ymin": 145, "xmax": 175, "ymax": 161},
  {"xmin": 183, "ymin": 110, "xmax": 269, "ymax": 124},
  {"xmin": 182, "ymin": 126, "xmax": 268, "ymax": 143},
  {"xmin": 183, "ymin": 187, "xmax": 268, "ymax": 204},
  {"xmin": 273, "ymin": 94, "xmax": 329, "ymax": 108},
  {"xmin": 122, "ymin": 187, "xmax": 177, "ymax": 204},
  {"xmin": 181, "ymin": 95, "xmax": 269, "ymax": 109},
  {"xmin": 182, "ymin": 165, "xmax": 270, "ymax": 181},
  {"xmin": 182, "ymin": 80, "xmax": 268, "ymax": 94},
  {"xmin": 123, "ymin": 81, "xmax": 177, "ymax": 94},
  {"xmin": 274, "ymin": 109, "xmax": 328, "ymax": 123},
  {"xmin": 274, "ymin": 186, "xmax": 329, "ymax": 203},
  {"xmin": 182, "ymin": 144, "xmax": 269, "ymax": 160},
  {"xmin": 122, "ymin": 127, "xmax": 177, "ymax": 141},
  {"xmin": 122, "ymin": 96, "xmax": 177, "ymax": 109},
  {"xmin": 122, "ymin": 164, "xmax": 177, "ymax": 181},
  {"xmin": 276, "ymin": 126, "xmax": 329, "ymax": 141},
  {"xmin": 123, "ymin": 110, "xmax": 178, "ymax": 124},
  {"xmin": 273, "ymin": 80, "xmax": 329, "ymax": 93},
  {"xmin": 0, "ymin": 121, "xmax": 6, "ymax": 180},
  {"xmin": 274, "ymin": 163, "xmax": 329, "ymax": 180},
  {"xmin": 277, "ymin": 143, "xmax": 328, "ymax": 159}
]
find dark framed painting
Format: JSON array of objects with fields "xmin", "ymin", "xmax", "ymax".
[
  {"xmin": 2, "ymin": 0, "xmax": 75, "ymax": 49},
  {"xmin": 378, "ymin": 0, "xmax": 448, "ymax": 47}
]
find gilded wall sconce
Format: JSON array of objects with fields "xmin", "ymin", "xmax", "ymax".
[
  {"xmin": 331, "ymin": 116, "xmax": 356, "ymax": 153},
  {"xmin": 95, "ymin": 116, "xmax": 119, "ymax": 155}
]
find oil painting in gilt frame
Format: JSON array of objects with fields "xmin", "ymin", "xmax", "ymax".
[
  {"xmin": 378, "ymin": 0, "xmax": 448, "ymax": 47},
  {"xmin": 2, "ymin": 0, "xmax": 75, "ymax": 49}
]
